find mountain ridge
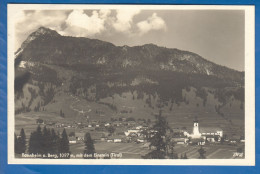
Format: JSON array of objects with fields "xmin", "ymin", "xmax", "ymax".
[{"xmin": 16, "ymin": 27, "xmax": 244, "ymax": 84}]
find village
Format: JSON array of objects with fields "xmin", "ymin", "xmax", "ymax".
[{"xmin": 35, "ymin": 116, "xmax": 245, "ymax": 159}]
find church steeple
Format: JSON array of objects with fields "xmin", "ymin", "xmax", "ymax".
[
  {"xmin": 193, "ymin": 116, "xmax": 198, "ymax": 123},
  {"xmin": 193, "ymin": 116, "xmax": 200, "ymax": 137}
]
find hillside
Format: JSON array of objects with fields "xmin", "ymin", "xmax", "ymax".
[{"xmin": 14, "ymin": 27, "xmax": 245, "ymax": 137}]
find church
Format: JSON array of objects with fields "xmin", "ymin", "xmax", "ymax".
[{"xmin": 184, "ymin": 119, "xmax": 223, "ymax": 142}]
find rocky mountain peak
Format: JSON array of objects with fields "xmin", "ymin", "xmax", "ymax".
[
  {"xmin": 33, "ymin": 27, "xmax": 59, "ymax": 36},
  {"xmin": 20, "ymin": 27, "xmax": 60, "ymax": 49}
]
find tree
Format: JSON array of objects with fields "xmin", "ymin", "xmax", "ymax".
[
  {"xmin": 15, "ymin": 128, "xmax": 26, "ymax": 154},
  {"xmin": 198, "ymin": 146, "xmax": 206, "ymax": 159},
  {"xmin": 167, "ymin": 140, "xmax": 178, "ymax": 159},
  {"xmin": 180, "ymin": 153, "xmax": 188, "ymax": 159},
  {"xmin": 42, "ymin": 126, "xmax": 52, "ymax": 155},
  {"xmin": 14, "ymin": 134, "xmax": 18, "ymax": 154},
  {"xmin": 59, "ymin": 129, "xmax": 70, "ymax": 158},
  {"xmin": 20, "ymin": 128, "xmax": 26, "ymax": 153},
  {"xmin": 60, "ymin": 109, "xmax": 65, "ymax": 117},
  {"xmin": 50, "ymin": 128, "xmax": 60, "ymax": 155},
  {"xmin": 141, "ymin": 129, "xmax": 149, "ymax": 140},
  {"xmin": 143, "ymin": 150, "xmax": 166, "ymax": 159},
  {"xmin": 28, "ymin": 125, "xmax": 43, "ymax": 154},
  {"xmin": 237, "ymin": 147, "xmax": 244, "ymax": 153},
  {"xmin": 240, "ymin": 102, "xmax": 244, "ymax": 110},
  {"xmin": 83, "ymin": 133, "xmax": 95, "ymax": 159},
  {"xmin": 69, "ymin": 132, "xmax": 75, "ymax": 137},
  {"xmin": 143, "ymin": 110, "xmax": 171, "ymax": 159},
  {"xmin": 106, "ymin": 126, "xmax": 116, "ymax": 135},
  {"xmin": 28, "ymin": 132, "xmax": 37, "ymax": 154},
  {"xmin": 28, "ymin": 126, "xmax": 64, "ymax": 158},
  {"xmin": 220, "ymin": 137, "xmax": 224, "ymax": 144},
  {"xmin": 36, "ymin": 118, "xmax": 44, "ymax": 124},
  {"xmin": 126, "ymin": 117, "xmax": 135, "ymax": 121}
]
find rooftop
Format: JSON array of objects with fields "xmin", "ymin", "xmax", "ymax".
[{"xmin": 200, "ymin": 127, "xmax": 222, "ymax": 133}]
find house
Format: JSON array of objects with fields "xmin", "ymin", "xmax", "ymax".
[
  {"xmin": 204, "ymin": 135, "xmax": 218, "ymax": 143},
  {"xmin": 113, "ymin": 121, "xmax": 122, "ymax": 127},
  {"xmin": 100, "ymin": 137, "xmax": 107, "ymax": 141},
  {"xmin": 148, "ymin": 129, "xmax": 158, "ymax": 138},
  {"xmin": 127, "ymin": 121, "xmax": 136, "ymax": 126},
  {"xmin": 117, "ymin": 132, "xmax": 125, "ymax": 136},
  {"xmin": 200, "ymin": 127, "xmax": 223, "ymax": 138},
  {"xmin": 75, "ymin": 132, "xmax": 85, "ymax": 141},
  {"xmin": 36, "ymin": 118, "xmax": 44, "ymax": 124},
  {"xmin": 141, "ymin": 126, "xmax": 149, "ymax": 130},
  {"xmin": 177, "ymin": 141, "xmax": 185, "ymax": 145},
  {"xmin": 136, "ymin": 138, "xmax": 145, "ymax": 143},
  {"xmin": 191, "ymin": 138, "xmax": 205, "ymax": 145},
  {"xmin": 137, "ymin": 120, "xmax": 145, "ymax": 124},
  {"xmin": 136, "ymin": 126, "xmax": 143, "ymax": 130},
  {"xmin": 171, "ymin": 137, "xmax": 189, "ymax": 144},
  {"xmin": 105, "ymin": 123, "xmax": 110, "ymax": 127},
  {"xmin": 125, "ymin": 129, "xmax": 140, "ymax": 136},
  {"xmin": 229, "ymin": 135, "xmax": 241, "ymax": 144},
  {"xmin": 230, "ymin": 139, "xmax": 237, "ymax": 144},
  {"xmin": 114, "ymin": 138, "xmax": 122, "ymax": 143},
  {"xmin": 69, "ymin": 137, "xmax": 77, "ymax": 144},
  {"xmin": 142, "ymin": 142, "xmax": 150, "ymax": 148},
  {"xmin": 46, "ymin": 122, "xmax": 55, "ymax": 126},
  {"xmin": 107, "ymin": 136, "xmax": 124, "ymax": 143},
  {"xmin": 107, "ymin": 139, "xmax": 113, "ymax": 143},
  {"xmin": 183, "ymin": 131, "xmax": 189, "ymax": 137}
]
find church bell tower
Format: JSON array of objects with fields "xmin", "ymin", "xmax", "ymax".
[{"xmin": 193, "ymin": 118, "xmax": 200, "ymax": 137}]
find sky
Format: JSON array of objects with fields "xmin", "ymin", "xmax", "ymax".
[{"xmin": 15, "ymin": 9, "xmax": 245, "ymax": 71}]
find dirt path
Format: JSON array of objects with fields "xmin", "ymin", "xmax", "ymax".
[{"xmin": 69, "ymin": 95, "xmax": 92, "ymax": 115}]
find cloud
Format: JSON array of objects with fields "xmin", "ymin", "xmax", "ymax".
[
  {"xmin": 61, "ymin": 9, "xmax": 142, "ymax": 36},
  {"xmin": 62, "ymin": 10, "xmax": 108, "ymax": 37},
  {"xmin": 15, "ymin": 10, "xmax": 68, "ymax": 49},
  {"xmin": 15, "ymin": 9, "xmax": 167, "ymax": 50},
  {"xmin": 113, "ymin": 9, "xmax": 141, "ymax": 33},
  {"xmin": 16, "ymin": 10, "xmax": 68, "ymax": 31},
  {"xmin": 137, "ymin": 13, "xmax": 167, "ymax": 35},
  {"xmin": 99, "ymin": 9, "xmax": 111, "ymax": 19}
]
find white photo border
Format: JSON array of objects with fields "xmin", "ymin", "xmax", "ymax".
[{"xmin": 7, "ymin": 4, "xmax": 255, "ymax": 165}]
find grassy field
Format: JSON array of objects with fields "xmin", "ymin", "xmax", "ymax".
[
  {"xmin": 174, "ymin": 144, "xmax": 243, "ymax": 159},
  {"xmin": 69, "ymin": 141, "xmax": 243, "ymax": 159},
  {"xmin": 70, "ymin": 141, "xmax": 150, "ymax": 159}
]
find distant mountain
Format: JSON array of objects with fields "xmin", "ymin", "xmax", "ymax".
[
  {"xmin": 16, "ymin": 27, "xmax": 244, "ymax": 83},
  {"xmin": 15, "ymin": 27, "xmax": 244, "ymax": 124}
]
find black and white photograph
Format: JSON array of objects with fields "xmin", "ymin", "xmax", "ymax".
[{"xmin": 8, "ymin": 5, "xmax": 255, "ymax": 165}]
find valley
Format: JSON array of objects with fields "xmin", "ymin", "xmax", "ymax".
[{"xmin": 14, "ymin": 27, "xmax": 245, "ymax": 159}]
